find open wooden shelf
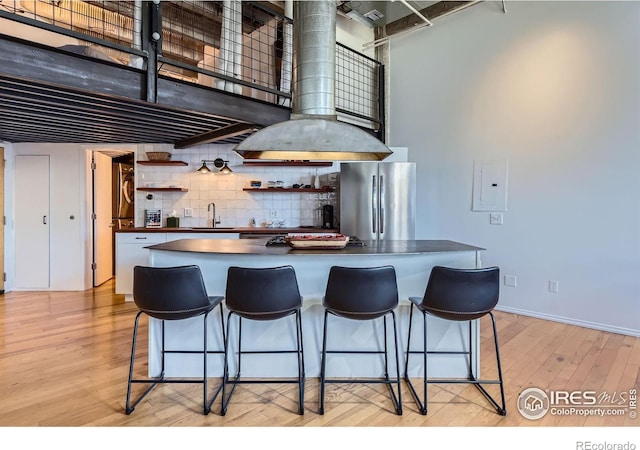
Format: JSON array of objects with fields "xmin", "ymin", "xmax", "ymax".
[
  {"xmin": 137, "ymin": 160, "xmax": 188, "ymax": 166},
  {"xmin": 242, "ymin": 161, "xmax": 333, "ymax": 167},
  {"xmin": 243, "ymin": 188, "xmax": 334, "ymax": 193},
  {"xmin": 137, "ymin": 187, "xmax": 188, "ymax": 192}
]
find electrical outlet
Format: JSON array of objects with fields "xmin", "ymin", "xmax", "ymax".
[
  {"xmin": 184, "ymin": 208, "xmax": 193, "ymax": 217},
  {"xmin": 504, "ymin": 275, "xmax": 517, "ymax": 287},
  {"xmin": 489, "ymin": 213, "xmax": 503, "ymax": 225},
  {"xmin": 270, "ymin": 209, "xmax": 279, "ymax": 218},
  {"xmin": 549, "ymin": 280, "xmax": 559, "ymax": 293}
]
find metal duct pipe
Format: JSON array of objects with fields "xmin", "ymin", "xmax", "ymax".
[
  {"xmin": 292, "ymin": 0, "xmax": 335, "ymax": 117},
  {"xmin": 234, "ymin": 0, "xmax": 392, "ymax": 161}
]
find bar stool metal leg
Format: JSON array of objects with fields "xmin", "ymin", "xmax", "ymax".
[
  {"xmin": 296, "ymin": 309, "xmax": 305, "ymax": 415},
  {"xmin": 221, "ymin": 310, "xmax": 305, "ymax": 416},
  {"xmin": 204, "ymin": 305, "xmax": 227, "ymax": 414},
  {"xmin": 126, "ymin": 311, "xmax": 164, "ymax": 414},
  {"xmin": 319, "ymin": 311, "xmax": 402, "ymax": 415},
  {"xmin": 388, "ymin": 311, "xmax": 403, "ymax": 415},
  {"xmin": 319, "ymin": 309, "xmax": 329, "ymax": 415},
  {"xmin": 404, "ymin": 303, "xmax": 428, "ymax": 414},
  {"xmin": 404, "ymin": 306, "xmax": 507, "ymax": 415}
]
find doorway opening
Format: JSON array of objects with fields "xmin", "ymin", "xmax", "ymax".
[{"xmin": 92, "ymin": 150, "xmax": 134, "ymax": 287}]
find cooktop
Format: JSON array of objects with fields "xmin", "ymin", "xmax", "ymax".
[{"xmin": 265, "ymin": 235, "xmax": 365, "ymax": 247}]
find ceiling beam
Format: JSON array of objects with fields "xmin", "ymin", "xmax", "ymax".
[
  {"xmin": 174, "ymin": 123, "xmax": 259, "ymax": 149},
  {"xmin": 385, "ymin": 1, "xmax": 479, "ymax": 37}
]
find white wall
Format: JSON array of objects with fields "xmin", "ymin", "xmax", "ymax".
[
  {"xmin": 6, "ymin": 143, "xmax": 137, "ymax": 291},
  {"xmin": 388, "ymin": 1, "xmax": 640, "ymax": 336}
]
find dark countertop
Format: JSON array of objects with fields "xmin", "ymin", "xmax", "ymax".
[
  {"xmin": 146, "ymin": 238, "xmax": 484, "ymax": 256},
  {"xmin": 116, "ymin": 227, "xmax": 338, "ymax": 234}
]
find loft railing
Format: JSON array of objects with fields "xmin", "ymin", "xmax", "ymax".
[{"xmin": 0, "ymin": 0, "xmax": 384, "ymax": 132}]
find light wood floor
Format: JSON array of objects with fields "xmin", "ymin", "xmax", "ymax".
[{"xmin": 0, "ymin": 280, "xmax": 638, "ymax": 428}]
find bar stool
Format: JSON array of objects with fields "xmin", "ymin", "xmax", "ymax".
[
  {"xmin": 125, "ymin": 265, "xmax": 225, "ymax": 415},
  {"xmin": 404, "ymin": 266, "xmax": 506, "ymax": 415},
  {"xmin": 319, "ymin": 265, "xmax": 402, "ymax": 415},
  {"xmin": 221, "ymin": 265, "xmax": 305, "ymax": 415}
]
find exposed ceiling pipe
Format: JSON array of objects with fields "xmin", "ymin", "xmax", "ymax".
[
  {"xmin": 396, "ymin": 0, "xmax": 433, "ymax": 26},
  {"xmin": 364, "ymin": 0, "xmax": 483, "ymax": 50}
]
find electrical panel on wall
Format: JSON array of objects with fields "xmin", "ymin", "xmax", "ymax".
[{"xmin": 472, "ymin": 158, "xmax": 509, "ymax": 212}]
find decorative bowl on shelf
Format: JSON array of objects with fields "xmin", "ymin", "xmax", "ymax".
[
  {"xmin": 285, "ymin": 234, "xmax": 349, "ymax": 249},
  {"xmin": 146, "ymin": 151, "xmax": 172, "ymax": 161}
]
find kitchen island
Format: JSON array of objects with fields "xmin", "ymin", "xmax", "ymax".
[
  {"xmin": 115, "ymin": 227, "xmax": 339, "ymax": 298},
  {"xmin": 144, "ymin": 238, "xmax": 485, "ymax": 379}
]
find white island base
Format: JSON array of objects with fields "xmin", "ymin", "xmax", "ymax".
[{"xmin": 146, "ymin": 239, "xmax": 484, "ymax": 379}]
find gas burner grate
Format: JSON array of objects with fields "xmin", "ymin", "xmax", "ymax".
[{"xmin": 265, "ymin": 235, "xmax": 365, "ymax": 247}]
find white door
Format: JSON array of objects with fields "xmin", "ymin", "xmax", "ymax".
[
  {"xmin": 93, "ymin": 152, "xmax": 113, "ymax": 286},
  {"xmin": 15, "ymin": 155, "xmax": 50, "ymax": 289},
  {"xmin": 0, "ymin": 147, "xmax": 4, "ymax": 293}
]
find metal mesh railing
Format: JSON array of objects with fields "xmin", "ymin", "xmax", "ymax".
[
  {"xmin": 1, "ymin": 1, "xmax": 382, "ymax": 126},
  {"xmin": 336, "ymin": 42, "xmax": 381, "ymax": 125},
  {"xmin": 1, "ymin": 0, "xmax": 137, "ymax": 64},
  {"xmin": 158, "ymin": 1, "xmax": 292, "ymax": 104}
]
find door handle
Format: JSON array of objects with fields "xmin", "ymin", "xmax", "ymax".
[
  {"xmin": 43, "ymin": 215, "xmax": 47, "ymax": 225},
  {"xmin": 371, "ymin": 175, "xmax": 377, "ymax": 233},
  {"xmin": 379, "ymin": 175, "xmax": 384, "ymax": 234}
]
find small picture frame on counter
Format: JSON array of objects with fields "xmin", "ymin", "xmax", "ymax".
[{"xmin": 145, "ymin": 209, "xmax": 162, "ymax": 228}]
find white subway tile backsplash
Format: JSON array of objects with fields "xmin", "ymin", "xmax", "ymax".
[{"xmin": 135, "ymin": 143, "xmax": 338, "ymax": 228}]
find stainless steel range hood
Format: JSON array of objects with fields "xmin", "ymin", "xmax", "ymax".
[{"xmin": 233, "ymin": 0, "xmax": 392, "ymax": 161}]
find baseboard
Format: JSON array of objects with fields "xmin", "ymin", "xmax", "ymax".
[{"xmin": 495, "ymin": 305, "xmax": 640, "ymax": 338}]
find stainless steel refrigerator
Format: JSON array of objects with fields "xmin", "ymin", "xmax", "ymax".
[
  {"xmin": 112, "ymin": 162, "xmax": 135, "ymax": 229},
  {"xmin": 339, "ymin": 162, "xmax": 416, "ymax": 240}
]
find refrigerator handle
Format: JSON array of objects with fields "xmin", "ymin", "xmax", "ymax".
[
  {"xmin": 372, "ymin": 175, "xmax": 377, "ymax": 233},
  {"xmin": 379, "ymin": 174, "xmax": 384, "ymax": 234},
  {"xmin": 123, "ymin": 178, "xmax": 132, "ymax": 205}
]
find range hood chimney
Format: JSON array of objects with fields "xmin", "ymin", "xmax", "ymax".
[{"xmin": 233, "ymin": 0, "xmax": 392, "ymax": 161}]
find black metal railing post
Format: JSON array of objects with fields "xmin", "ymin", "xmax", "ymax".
[
  {"xmin": 143, "ymin": 0, "xmax": 161, "ymax": 103},
  {"xmin": 377, "ymin": 63, "xmax": 386, "ymax": 143}
]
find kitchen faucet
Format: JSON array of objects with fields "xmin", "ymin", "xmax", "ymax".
[{"xmin": 207, "ymin": 202, "xmax": 221, "ymax": 228}]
